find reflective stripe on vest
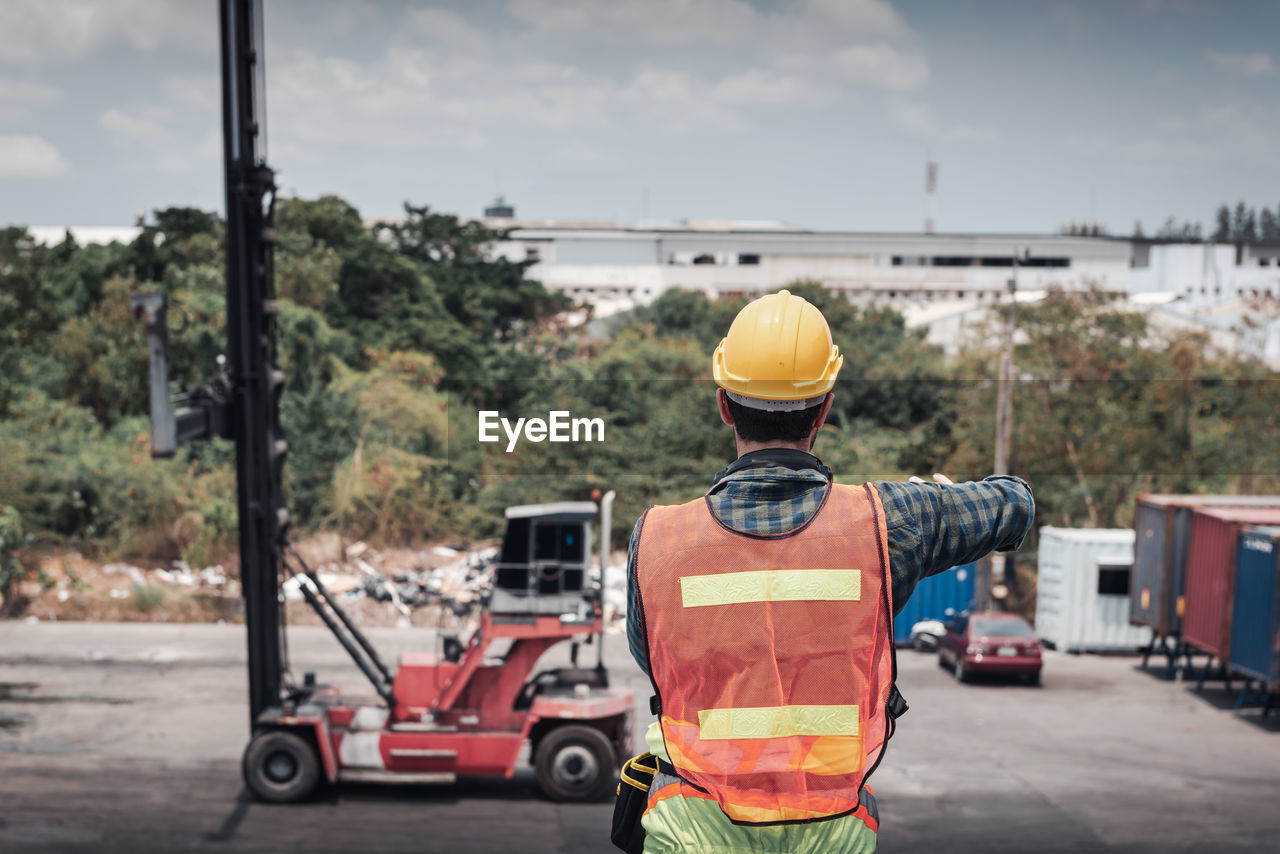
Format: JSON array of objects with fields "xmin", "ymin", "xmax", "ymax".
[{"xmin": 636, "ymin": 483, "xmax": 895, "ymax": 825}]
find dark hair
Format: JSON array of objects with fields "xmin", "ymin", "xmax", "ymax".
[{"xmin": 725, "ymin": 395, "xmax": 828, "ymax": 443}]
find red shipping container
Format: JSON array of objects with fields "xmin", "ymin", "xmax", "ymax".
[{"xmin": 1182, "ymin": 506, "xmax": 1280, "ymax": 659}]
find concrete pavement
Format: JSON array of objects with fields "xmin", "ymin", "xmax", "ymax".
[{"xmin": 2, "ymin": 621, "xmax": 1278, "ymax": 852}]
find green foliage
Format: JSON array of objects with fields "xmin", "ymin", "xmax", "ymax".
[
  {"xmin": 0, "ymin": 195, "xmax": 585, "ymax": 561},
  {"xmin": 0, "ymin": 505, "xmax": 31, "ymax": 606},
  {"xmin": 627, "ymin": 288, "xmax": 746, "ymax": 350},
  {"xmin": 918, "ymin": 287, "xmax": 1280, "ymax": 529},
  {"xmin": 3, "ymin": 194, "xmax": 1277, "ymax": 580},
  {"xmin": 378, "ymin": 202, "xmax": 570, "ymax": 341},
  {"xmin": 131, "ymin": 585, "xmax": 165, "ymax": 614}
]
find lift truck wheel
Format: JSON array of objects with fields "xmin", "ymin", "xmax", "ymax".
[
  {"xmin": 534, "ymin": 724, "xmax": 617, "ymax": 802},
  {"xmin": 242, "ymin": 730, "xmax": 320, "ymax": 803}
]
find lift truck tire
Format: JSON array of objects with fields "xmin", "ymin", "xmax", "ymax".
[
  {"xmin": 534, "ymin": 724, "xmax": 617, "ymax": 802},
  {"xmin": 243, "ymin": 729, "xmax": 321, "ymax": 803}
]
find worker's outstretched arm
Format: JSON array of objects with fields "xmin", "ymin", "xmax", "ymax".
[{"xmin": 875, "ymin": 475, "xmax": 1035, "ymax": 612}]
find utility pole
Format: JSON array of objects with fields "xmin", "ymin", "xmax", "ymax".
[
  {"xmin": 981, "ymin": 251, "xmax": 1019, "ymax": 612},
  {"xmin": 994, "ymin": 253, "xmax": 1018, "ymax": 477}
]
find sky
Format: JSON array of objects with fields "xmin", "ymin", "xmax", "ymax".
[{"xmin": 1, "ymin": 0, "xmax": 1277, "ymax": 234}]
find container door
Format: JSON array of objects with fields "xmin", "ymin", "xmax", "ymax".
[
  {"xmin": 1169, "ymin": 508, "xmax": 1192, "ymax": 635},
  {"xmin": 1095, "ymin": 559, "xmax": 1132, "ymax": 647},
  {"xmin": 1131, "ymin": 504, "xmax": 1166, "ymax": 631},
  {"xmin": 1229, "ymin": 534, "xmax": 1277, "ymax": 682}
]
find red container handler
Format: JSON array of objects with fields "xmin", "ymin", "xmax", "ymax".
[{"xmin": 1182, "ymin": 506, "xmax": 1280, "ymax": 660}]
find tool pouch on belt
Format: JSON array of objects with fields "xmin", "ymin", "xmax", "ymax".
[{"xmin": 612, "ymin": 752, "xmax": 658, "ymax": 854}]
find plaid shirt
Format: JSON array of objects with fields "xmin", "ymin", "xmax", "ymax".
[{"xmin": 625, "ymin": 449, "xmax": 1034, "ymax": 676}]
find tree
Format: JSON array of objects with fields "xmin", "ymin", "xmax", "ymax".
[
  {"xmin": 914, "ymin": 287, "xmax": 1280, "ymax": 529},
  {"xmin": 1231, "ymin": 202, "xmax": 1252, "ymax": 245},
  {"xmin": 1261, "ymin": 207, "xmax": 1278, "ymax": 241},
  {"xmin": 377, "ymin": 202, "xmax": 570, "ymax": 343},
  {"xmin": 0, "ymin": 505, "xmax": 31, "ymax": 616},
  {"xmin": 1212, "ymin": 205, "xmax": 1232, "ymax": 243},
  {"xmin": 627, "ymin": 288, "xmax": 746, "ymax": 350},
  {"xmin": 1154, "ymin": 218, "xmax": 1202, "ymax": 241},
  {"xmin": 1241, "ymin": 208, "xmax": 1258, "ymax": 245},
  {"xmin": 1132, "ymin": 220, "xmax": 1145, "ymax": 239}
]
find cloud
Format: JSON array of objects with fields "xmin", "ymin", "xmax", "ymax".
[
  {"xmin": 801, "ymin": 0, "xmax": 911, "ymax": 38},
  {"xmin": 0, "ymin": 134, "xmax": 69, "ymax": 177},
  {"xmin": 505, "ymin": 0, "xmax": 765, "ymax": 46},
  {"xmin": 404, "ymin": 0, "xmax": 930, "ymax": 109},
  {"xmin": 710, "ymin": 69, "xmax": 837, "ymax": 107},
  {"xmin": 403, "ymin": 7, "xmax": 509, "ymax": 55},
  {"xmin": 890, "ymin": 100, "xmax": 936, "ymax": 134},
  {"xmin": 260, "ymin": 0, "xmax": 929, "ymax": 152},
  {"xmin": 620, "ymin": 68, "xmax": 744, "ymax": 131},
  {"xmin": 0, "ymin": 0, "xmax": 211, "ymax": 64},
  {"xmin": 1065, "ymin": 131, "xmax": 1193, "ymax": 161},
  {"xmin": 547, "ymin": 139, "xmax": 620, "ymax": 170},
  {"xmin": 0, "ymin": 76, "xmax": 61, "ymax": 120},
  {"xmin": 265, "ymin": 46, "xmax": 622, "ymax": 158},
  {"xmin": 1047, "ymin": 4, "xmax": 1088, "ymax": 40},
  {"xmin": 1204, "ymin": 49, "xmax": 1276, "ymax": 77},
  {"xmin": 99, "ymin": 76, "xmax": 221, "ymax": 175},
  {"xmin": 1200, "ymin": 101, "xmax": 1279, "ymax": 160},
  {"xmin": 833, "ymin": 44, "xmax": 930, "ymax": 91},
  {"xmin": 1137, "ymin": 0, "xmax": 1212, "ymax": 14},
  {"xmin": 505, "ymin": 0, "xmax": 911, "ymax": 47},
  {"xmin": 100, "ymin": 107, "xmax": 170, "ymax": 143},
  {"xmin": 1060, "ymin": 117, "xmax": 1258, "ymax": 164},
  {"xmin": 944, "ymin": 125, "xmax": 997, "ymax": 144},
  {"xmin": 888, "ymin": 101, "xmax": 996, "ymax": 144}
]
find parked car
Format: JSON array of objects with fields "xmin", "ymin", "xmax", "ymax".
[
  {"xmin": 909, "ymin": 618, "xmax": 947, "ymax": 651},
  {"xmin": 938, "ymin": 611, "xmax": 1042, "ymax": 684}
]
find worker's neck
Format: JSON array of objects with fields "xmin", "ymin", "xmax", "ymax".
[{"xmin": 734, "ymin": 438, "xmax": 816, "ymax": 458}]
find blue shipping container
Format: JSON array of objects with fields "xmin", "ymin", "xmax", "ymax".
[
  {"xmin": 893, "ymin": 563, "xmax": 976, "ymax": 644},
  {"xmin": 1229, "ymin": 526, "xmax": 1280, "ymax": 684}
]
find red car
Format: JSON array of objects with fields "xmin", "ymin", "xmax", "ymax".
[{"xmin": 938, "ymin": 611, "xmax": 1042, "ymax": 685}]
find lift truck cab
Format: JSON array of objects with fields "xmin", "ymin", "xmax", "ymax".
[{"xmin": 242, "ymin": 496, "xmax": 633, "ymax": 803}]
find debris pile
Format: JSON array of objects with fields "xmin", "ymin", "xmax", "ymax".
[
  {"xmin": 17, "ymin": 535, "xmax": 630, "ymax": 629},
  {"xmin": 100, "ymin": 561, "xmax": 234, "ymax": 600},
  {"xmin": 600, "ymin": 561, "xmax": 627, "ymax": 632},
  {"xmin": 283, "ymin": 542, "xmax": 499, "ymax": 621},
  {"xmin": 15, "ymin": 553, "xmax": 242, "ymax": 622}
]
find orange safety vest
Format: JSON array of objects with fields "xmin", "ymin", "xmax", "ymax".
[{"xmin": 635, "ymin": 482, "xmax": 896, "ymax": 825}]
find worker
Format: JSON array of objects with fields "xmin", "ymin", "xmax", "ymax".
[{"xmin": 622, "ymin": 289, "xmax": 1034, "ymax": 853}]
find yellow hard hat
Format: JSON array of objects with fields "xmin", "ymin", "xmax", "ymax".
[{"xmin": 712, "ymin": 289, "xmax": 842, "ymax": 408}]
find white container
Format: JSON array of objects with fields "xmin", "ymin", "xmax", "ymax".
[{"xmin": 1036, "ymin": 527, "xmax": 1153, "ymax": 653}]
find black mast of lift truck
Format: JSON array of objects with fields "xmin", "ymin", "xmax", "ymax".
[{"xmin": 130, "ymin": 0, "xmax": 286, "ymax": 726}]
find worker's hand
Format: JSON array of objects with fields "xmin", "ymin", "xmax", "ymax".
[{"xmin": 908, "ymin": 473, "xmax": 954, "ymax": 485}]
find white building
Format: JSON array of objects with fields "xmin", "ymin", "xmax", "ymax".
[
  {"xmin": 488, "ymin": 216, "xmax": 1135, "ymax": 308},
  {"xmin": 27, "ymin": 225, "xmax": 143, "ymax": 246},
  {"xmin": 1128, "ymin": 241, "xmax": 1280, "ymax": 306},
  {"xmin": 485, "ymin": 214, "xmax": 1280, "ymax": 365}
]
